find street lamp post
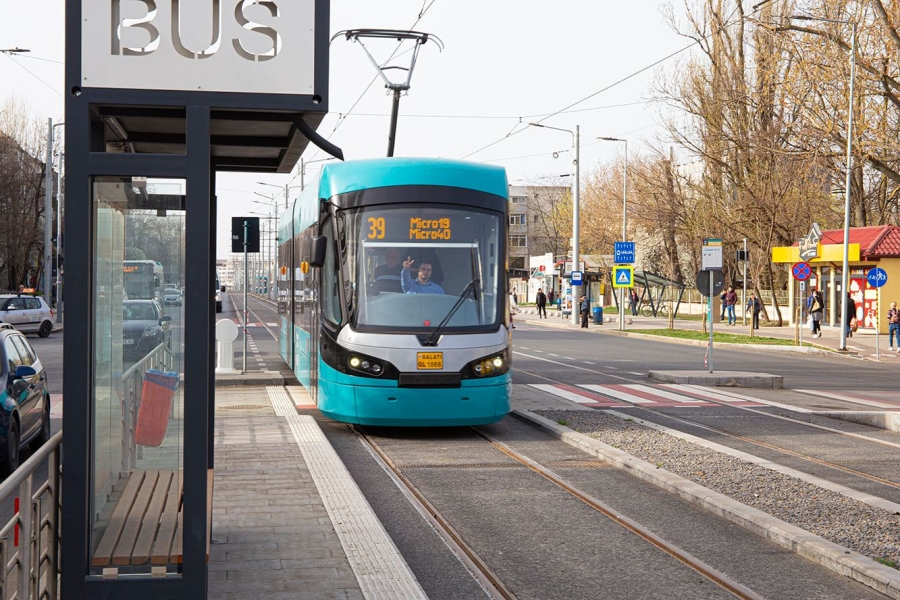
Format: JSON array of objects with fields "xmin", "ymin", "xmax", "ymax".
[
  {"xmin": 44, "ymin": 120, "xmax": 64, "ymax": 310},
  {"xmin": 598, "ymin": 137, "xmax": 628, "ymax": 331},
  {"xmin": 530, "ymin": 123, "xmax": 581, "ymax": 325},
  {"xmin": 253, "ymin": 196, "xmax": 280, "ymax": 301},
  {"xmin": 788, "ymin": 15, "xmax": 856, "ymax": 351},
  {"xmin": 257, "ymin": 180, "xmax": 289, "ymax": 209}
]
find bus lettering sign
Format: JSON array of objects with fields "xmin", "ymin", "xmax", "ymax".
[{"xmin": 409, "ymin": 217, "xmax": 451, "ymax": 240}]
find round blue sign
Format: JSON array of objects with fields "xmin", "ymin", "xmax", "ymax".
[{"xmin": 867, "ymin": 267, "xmax": 888, "ymax": 288}]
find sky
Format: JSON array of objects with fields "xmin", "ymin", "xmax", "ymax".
[{"xmin": 1, "ymin": 0, "xmax": 692, "ymax": 259}]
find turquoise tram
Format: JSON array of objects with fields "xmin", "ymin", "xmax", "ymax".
[{"xmin": 277, "ymin": 158, "xmax": 512, "ymax": 426}]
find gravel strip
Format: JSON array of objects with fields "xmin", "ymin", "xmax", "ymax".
[{"xmin": 536, "ymin": 409, "xmax": 900, "ymax": 569}]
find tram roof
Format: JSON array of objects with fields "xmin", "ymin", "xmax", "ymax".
[{"xmin": 318, "ymin": 158, "xmax": 509, "ymax": 199}]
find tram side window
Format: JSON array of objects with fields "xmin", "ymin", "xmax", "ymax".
[{"xmin": 320, "ymin": 220, "xmax": 342, "ymax": 326}]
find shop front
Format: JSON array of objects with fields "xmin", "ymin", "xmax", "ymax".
[{"xmin": 772, "ymin": 225, "xmax": 900, "ymax": 333}]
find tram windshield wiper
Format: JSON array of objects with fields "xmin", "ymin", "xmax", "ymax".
[{"xmin": 421, "ymin": 279, "xmax": 480, "ymax": 347}]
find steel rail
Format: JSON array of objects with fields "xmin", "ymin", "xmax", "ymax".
[
  {"xmin": 469, "ymin": 427, "xmax": 764, "ymax": 600},
  {"xmin": 515, "ymin": 364, "xmax": 900, "ymax": 491},
  {"xmin": 351, "ymin": 425, "xmax": 515, "ymax": 600}
]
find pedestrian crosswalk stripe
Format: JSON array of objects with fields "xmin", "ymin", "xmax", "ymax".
[
  {"xmin": 528, "ymin": 384, "xmax": 603, "ymax": 405},
  {"xmin": 627, "ymin": 384, "xmax": 706, "ymax": 403},
  {"xmin": 580, "ymin": 384, "xmax": 655, "ymax": 404},
  {"xmin": 667, "ymin": 384, "xmax": 814, "ymax": 413}
]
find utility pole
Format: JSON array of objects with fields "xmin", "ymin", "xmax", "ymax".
[{"xmin": 43, "ymin": 119, "xmax": 53, "ymax": 307}]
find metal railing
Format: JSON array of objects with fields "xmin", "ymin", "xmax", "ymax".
[
  {"xmin": 0, "ymin": 431, "xmax": 62, "ymax": 600},
  {"xmin": 121, "ymin": 344, "xmax": 176, "ymax": 473}
]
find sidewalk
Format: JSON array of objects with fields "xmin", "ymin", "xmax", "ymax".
[
  {"xmin": 209, "ymin": 382, "xmax": 423, "ymax": 599},
  {"xmin": 516, "ymin": 306, "xmax": 896, "ymax": 360}
]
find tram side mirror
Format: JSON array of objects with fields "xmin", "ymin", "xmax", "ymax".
[{"xmin": 309, "ymin": 236, "xmax": 327, "ymax": 268}]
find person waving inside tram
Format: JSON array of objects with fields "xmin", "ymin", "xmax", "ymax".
[{"xmin": 401, "ymin": 257, "xmax": 445, "ymax": 294}]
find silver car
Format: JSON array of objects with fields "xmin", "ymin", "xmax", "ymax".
[{"xmin": 0, "ymin": 295, "xmax": 54, "ymax": 337}]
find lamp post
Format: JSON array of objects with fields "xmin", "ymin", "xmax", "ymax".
[
  {"xmin": 253, "ymin": 196, "xmax": 280, "ymax": 301},
  {"xmin": 299, "ymin": 157, "xmax": 337, "ymax": 190},
  {"xmin": 44, "ymin": 120, "xmax": 64, "ymax": 310},
  {"xmin": 788, "ymin": 15, "xmax": 856, "ymax": 351},
  {"xmin": 530, "ymin": 123, "xmax": 581, "ymax": 325},
  {"xmin": 257, "ymin": 181, "xmax": 289, "ymax": 209},
  {"xmin": 598, "ymin": 137, "xmax": 628, "ymax": 331}
]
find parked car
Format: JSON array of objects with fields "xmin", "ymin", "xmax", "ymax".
[
  {"xmin": 0, "ymin": 294, "xmax": 55, "ymax": 337},
  {"xmin": 0, "ymin": 327, "xmax": 51, "ymax": 475},
  {"xmin": 123, "ymin": 299, "xmax": 172, "ymax": 362}
]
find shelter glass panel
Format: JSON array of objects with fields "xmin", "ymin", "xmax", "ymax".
[{"xmin": 91, "ymin": 176, "xmax": 185, "ymax": 577}]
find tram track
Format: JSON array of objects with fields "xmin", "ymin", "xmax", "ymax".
[
  {"xmin": 512, "ymin": 361, "xmax": 900, "ymax": 495},
  {"xmin": 352, "ymin": 424, "xmax": 765, "ymax": 600}
]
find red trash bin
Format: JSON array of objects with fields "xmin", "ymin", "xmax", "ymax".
[{"xmin": 134, "ymin": 370, "xmax": 180, "ymax": 447}]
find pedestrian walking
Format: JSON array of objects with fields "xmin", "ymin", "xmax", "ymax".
[
  {"xmin": 845, "ymin": 291, "xmax": 857, "ymax": 338},
  {"xmin": 580, "ymin": 295, "xmax": 589, "ymax": 328},
  {"xmin": 746, "ymin": 293, "xmax": 762, "ymax": 329},
  {"xmin": 720, "ymin": 290, "xmax": 727, "ymax": 320},
  {"xmin": 629, "ymin": 289, "xmax": 639, "ymax": 316},
  {"xmin": 547, "ymin": 289, "xmax": 555, "ymax": 307},
  {"xmin": 509, "ymin": 293, "xmax": 518, "ymax": 329},
  {"xmin": 809, "ymin": 289, "xmax": 824, "ymax": 338},
  {"xmin": 888, "ymin": 301, "xmax": 900, "ymax": 351},
  {"xmin": 725, "ymin": 286, "xmax": 738, "ymax": 325},
  {"xmin": 536, "ymin": 288, "xmax": 547, "ymax": 318}
]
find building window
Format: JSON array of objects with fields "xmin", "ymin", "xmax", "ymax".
[
  {"xmin": 509, "ymin": 214, "xmax": 526, "ymax": 225},
  {"xmin": 511, "ymin": 196, "xmax": 527, "ymax": 204},
  {"xmin": 510, "ymin": 235, "xmax": 527, "ymax": 247},
  {"xmin": 510, "ymin": 256, "xmax": 525, "ymax": 269}
]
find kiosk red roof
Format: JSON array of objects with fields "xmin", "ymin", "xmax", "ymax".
[{"xmin": 812, "ymin": 225, "xmax": 900, "ymax": 258}]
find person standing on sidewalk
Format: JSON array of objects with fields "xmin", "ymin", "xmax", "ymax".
[
  {"xmin": 846, "ymin": 291, "xmax": 857, "ymax": 338},
  {"xmin": 889, "ymin": 301, "xmax": 900, "ymax": 351},
  {"xmin": 536, "ymin": 288, "xmax": 547, "ymax": 318},
  {"xmin": 725, "ymin": 286, "xmax": 738, "ymax": 325},
  {"xmin": 746, "ymin": 293, "xmax": 762, "ymax": 329},
  {"xmin": 630, "ymin": 288, "xmax": 639, "ymax": 316},
  {"xmin": 809, "ymin": 289, "xmax": 824, "ymax": 338},
  {"xmin": 580, "ymin": 295, "xmax": 589, "ymax": 328}
]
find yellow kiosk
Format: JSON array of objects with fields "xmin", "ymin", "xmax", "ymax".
[{"xmin": 772, "ymin": 224, "xmax": 900, "ymax": 334}]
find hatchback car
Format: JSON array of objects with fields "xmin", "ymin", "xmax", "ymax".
[
  {"xmin": 0, "ymin": 328, "xmax": 51, "ymax": 475},
  {"xmin": 163, "ymin": 290, "xmax": 182, "ymax": 306},
  {"xmin": 123, "ymin": 299, "xmax": 172, "ymax": 362},
  {"xmin": 0, "ymin": 294, "xmax": 54, "ymax": 337}
]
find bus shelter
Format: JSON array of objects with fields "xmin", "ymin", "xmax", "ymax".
[
  {"xmin": 62, "ymin": 2, "xmax": 333, "ymax": 598},
  {"xmin": 610, "ymin": 270, "xmax": 687, "ymax": 318}
]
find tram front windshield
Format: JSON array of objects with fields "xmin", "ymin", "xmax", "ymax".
[{"xmin": 338, "ymin": 205, "xmax": 502, "ymax": 332}]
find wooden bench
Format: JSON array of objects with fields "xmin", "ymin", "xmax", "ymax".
[{"xmin": 92, "ymin": 469, "xmax": 214, "ymax": 567}]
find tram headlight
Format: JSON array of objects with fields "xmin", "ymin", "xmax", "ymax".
[
  {"xmin": 347, "ymin": 354, "xmax": 385, "ymax": 377},
  {"xmin": 467, "ymin": 350, "xmax": 510, "ymax": 378}
]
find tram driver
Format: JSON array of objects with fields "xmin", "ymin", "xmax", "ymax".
[{"xmin": 401, "ymin": 256, "xmax": 445, "ymax": 294}]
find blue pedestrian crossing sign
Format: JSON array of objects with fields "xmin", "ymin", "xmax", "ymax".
[
  {"xmin": 867, "ymin": 267, "xmax": 888, "ymax": 288},
  {"xmin": 612, "ymin": 265, "xmax": 634, "ymax": 288}
]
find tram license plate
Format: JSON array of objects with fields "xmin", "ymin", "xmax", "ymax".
[{"xmin": 416, "ymin": 352, "xmax": 443, "ymax": 370}]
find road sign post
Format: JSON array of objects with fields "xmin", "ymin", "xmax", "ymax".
[
  {"xmin": 614, "ymin": 242, "xmax": 635, "ymax": 332},
  {"xmin": 701, "ymin": 239, "xmax": 723, "ymax": 373},
  {"xmin": 867, "ymin": 268, "xmax": 888, "ymax": 359},
  {"xmin": 791, "ymin": 262, "xmax": 812, "ymax": 348}
]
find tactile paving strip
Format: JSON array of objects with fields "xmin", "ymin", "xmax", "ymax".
[{"xmin": 266, "ymin": 386, "xmax": 426, "ymax": 599}]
